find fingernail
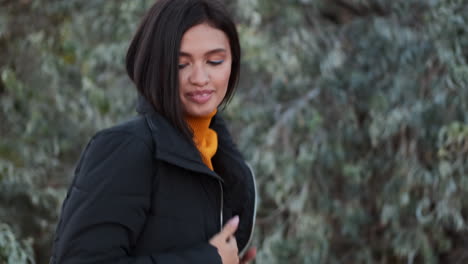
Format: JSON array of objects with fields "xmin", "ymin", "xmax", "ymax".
[{"xmin": 229, "ymin": 215, "xmax": 239, "ymax": 226}]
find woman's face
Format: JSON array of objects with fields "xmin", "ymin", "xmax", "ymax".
[{"xmin": 178, "ymin": 23, "xmax": 232, "ymax": 117}]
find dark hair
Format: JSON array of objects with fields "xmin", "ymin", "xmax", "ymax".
[{"xmin": 126, "ymin": 0, "xmax": 241, "ymax": 140}]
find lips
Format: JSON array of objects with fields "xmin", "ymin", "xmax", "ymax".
[{"xmin": 186, "ymin": 90, "xmax": 214, "ymax": 104}]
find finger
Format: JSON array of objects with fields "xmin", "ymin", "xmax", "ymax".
[
  {"xmin": 227, "ymin": 235, "xmax": 237, "ymax": 246},
  {"xmin": 240, "ymin": 247, "xmax": 257, "ymax": 264},
  {"xmin": 228, "ymin": 236, "xmax": 239, "ymax": 256},
  {"xmin": 220, "ymin": 215, "xmax": 239, "ymax": 239}
]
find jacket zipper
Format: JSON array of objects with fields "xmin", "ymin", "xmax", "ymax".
[
  {"xmin": 239, "ymin": 163, "xmax": 257, "ymax": 256},
  {"xmin": 217, "ymin": 164, "xmax": 257, "ymax": 256},
  {"xmin": 218, "ymin": 180, "xmax": 224, "ymax": 231}
]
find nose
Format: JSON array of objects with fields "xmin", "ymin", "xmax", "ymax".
[{"xmin": 189, "ymin": 64, "xmax": 209, "ymax": 86}]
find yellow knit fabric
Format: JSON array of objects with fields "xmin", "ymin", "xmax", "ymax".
[{"xmin": 185, "ymin": 110, "xmax": 218, "ymax": 170}]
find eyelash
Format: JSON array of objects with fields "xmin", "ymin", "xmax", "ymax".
[
  {"xmin": 178, "ymin": 60, "xmax": 224, "ymax": 69},
  {"xmin": 208, "ymin": 60, "xmax": 224, "ymax": 65}
]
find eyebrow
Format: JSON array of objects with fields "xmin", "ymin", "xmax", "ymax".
[{"xmin": 179, "ymin": 48, "xmax": 227, "ymax": 57}]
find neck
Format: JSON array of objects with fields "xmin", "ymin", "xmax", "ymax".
[
  {"xmin": 185, "ymin": 110, "xmax": 217, "ymax": 136},
  {"xmin": 185, "ymin": 110, "xmax": 218, "ymax": 170}
]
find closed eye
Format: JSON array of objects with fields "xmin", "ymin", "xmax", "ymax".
[
  {"xmin": 178, "ymin": 63, "xmax": 188, "ymax": 69},
  {"xmin": 208, "ymin": 60, "xmax": 224, "ymax": 65}
]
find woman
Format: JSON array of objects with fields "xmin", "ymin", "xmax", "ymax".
[{"xmin": 50, "ymin": 0, "xmax": 257, "ymax": 263}]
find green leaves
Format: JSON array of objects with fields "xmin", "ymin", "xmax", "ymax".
[
  {"xmin": 0, "ymin": 224, "xmax": 34, "ymax": 264},
  {"xmin": 231, "ymin": 0, "xmax": 468, "ymax": 263},
  {"xmin": 1, "ymin": 0, "xmax": 468, "ymax": 263}
]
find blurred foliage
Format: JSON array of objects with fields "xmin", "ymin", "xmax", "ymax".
[
  {"xmin": 0, "ymin": 223, "xmax": 34, "ymax": 264},
  {"xmin": 1, "ymin": 0, "xmax": 468, "ymax": 263}
]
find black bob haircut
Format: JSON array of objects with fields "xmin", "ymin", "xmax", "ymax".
[{"xmin": 126, "ymin": 0, "xmax": 241, "ymax": 140}]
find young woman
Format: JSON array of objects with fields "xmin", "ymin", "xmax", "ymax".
[{"xmin": 50, "ymin": 0, "xmax": 257, "ymax": 263}]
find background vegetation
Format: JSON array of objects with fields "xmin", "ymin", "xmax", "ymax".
[{"xmin": 1, "ymin": 0, "xmax": 467, "ymax": 263}]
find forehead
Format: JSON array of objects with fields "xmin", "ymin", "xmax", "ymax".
[{"xmin": 180, "ymin": 23, "xmax": 230, "ymax": 54}]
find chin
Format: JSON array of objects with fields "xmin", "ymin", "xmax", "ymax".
[{"xmin": 186, "ymin": 108, "xmax": 216, "ymax": 118}]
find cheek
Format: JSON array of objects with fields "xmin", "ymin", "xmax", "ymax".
[
  {"xmin": 178, "ymin": 71, "xmax": 189, "ymax": 94},
  {"xmin": 178, "ymin": 71, "xmax": 186, "ymax": 85},
  {"xmin": 218, "ymin": 65, "xmax": 232, "ymax": 90}
]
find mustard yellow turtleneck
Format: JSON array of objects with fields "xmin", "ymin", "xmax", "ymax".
[{"xmin": 185, "ymin": 110, "xmax": 218, "ymax": 170}]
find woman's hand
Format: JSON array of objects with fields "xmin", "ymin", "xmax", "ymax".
[
  {"xmin": 210, "ymin": 216, "xmax": 241, "ymax": 264},
  {"xmin": 240, "ymin": 247, "xmax": 257, "ymax": 264}
]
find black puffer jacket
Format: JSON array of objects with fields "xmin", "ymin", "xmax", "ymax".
[{"xmin": 50, "ymin": 98, "xmax": 257, "ymax": 263}]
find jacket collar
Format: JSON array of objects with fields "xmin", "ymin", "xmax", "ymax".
[{"xmin": 136, "ymin": 95, "xmax": 223, "ymax": 182}]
